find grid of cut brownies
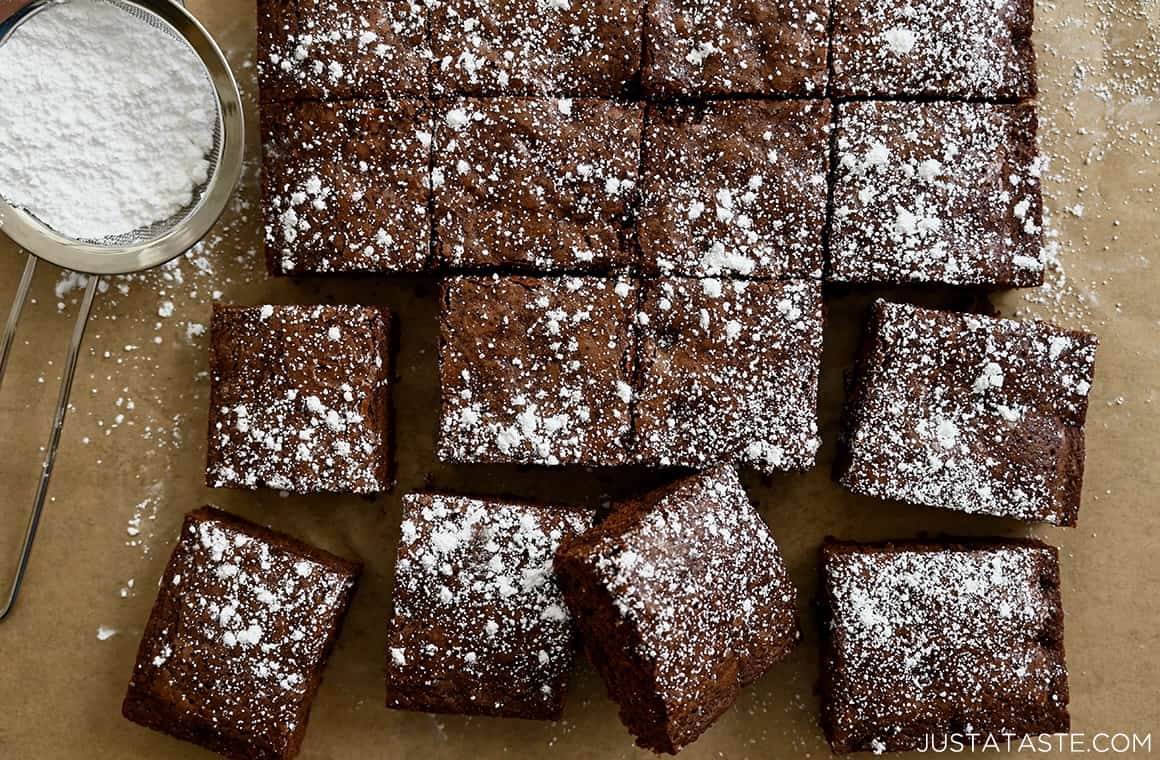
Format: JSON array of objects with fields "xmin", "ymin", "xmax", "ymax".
[
  {"xmin": 206, "ymin": 304, "xmax": 394, "ymax": 494},
  {"xmin": 256, "ymin": 0, "xmax": 1042, "ymax": 283},
  {"xmin": 123, "ymin": 507, "xmax": 360, "ymax": 760},
  {"xmin": 385, "ymin": 493, "xmax": 594, "ymax": 719},
  {"xmin": 838, "ymin": 300, "xmax": 1098, "ymax": 526},
  {"xmin": 555, "ymin": 466, "xmax": 800, "ymax": 754},
  {"xmin": 819, "ymin": 539, "xmax": 1069, "ymax": 754}
]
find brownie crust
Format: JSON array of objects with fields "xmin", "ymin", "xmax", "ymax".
[
  {"xmin": 838, "ymin": 300, "xmax": 1098, "ymax": 526},
  {"xmin": 433, "ymin": 98, "xmax": 643, "ymax": 272},
  {"xmin": 123, "ymin": 507, "xmax": 361, "ymax": 760},
  {"xmin": 262, "ymin": 99, "xmax": 431, "ymax": 275},
  {"xmin": 555, "ymin": 466, "xmax": 800, "ymax": 754},
  {"xmin": 819, "ymin": 538, "xmax": 1069, "ymax": 754},
  {"xmin": 639, "ymin": 100, "xmax": 830, "ymax": 279},
  {"xmin": 206, "ymin": 304, "xmax": 394, "ymax": 494}
]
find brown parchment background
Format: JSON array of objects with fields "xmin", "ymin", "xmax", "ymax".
[{"xmin": 1, "ymin": 1, "xmax": 1158, "ymax": 758}]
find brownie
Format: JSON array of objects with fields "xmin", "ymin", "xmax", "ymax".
[
  {"xmin": 433, "ymin": 98, "xmax": 643, "ymax": 272},
  {"xmin": 830, "ymin": 101, "xmax": 1044, "ymax": 287},
  {"xmin": 123, "ymin": 507, "xmax": 360, "ymax": 760},
  {"xmin": 820, "ymin": 538, "xmax": 1069, "ymax": 754},
  {"xmin": 555, "ymin": 466, "xmax": 800, "ymax": 754},
  {"xmin": 838, "ymin": 300, "xmax": 1098, "ymax": 526},
  {"xmin": 429, "ymin": 0, "xmax": 642, "ymax": 97},
  {"xmin": 385, "ymin": 493, "xmax": 594, "ymax": 719},
  {"xmin": 634, "ymin": 278, "xmax": 823, "ymax": 474},
  {"xmin": 830, "ymin": 0, "xmax": 1036, "ymax": 98},
  {"xmin": 206, "ymin": 304, "xmax": 393, "ymax": 494},
  {"xmin": 639, "ymin": 100, "xmax": 829, "ymax": 279},
  {"xmin": 642, "ymin": 0, "xmax": 829, "ymax": 97},
  {"xmin": 437, "ymin": 275, "xmax": 637, "ymax": 466},
  {"xmin": 262, "ymin": 99, "xmax": 431, "ymax": 275},
  {"xmin": 257, "ymin": 0, "xmax": 429, "ymax": 102}
]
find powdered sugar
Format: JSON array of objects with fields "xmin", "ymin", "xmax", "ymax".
[{"xmin": 0, "ymin": 0, "xmax": 217, "ymax": 240}]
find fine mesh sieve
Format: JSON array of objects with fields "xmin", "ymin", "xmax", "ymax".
[{"xmin": 0, "ymin": 0, "xmax": 245, "ymax": 619}]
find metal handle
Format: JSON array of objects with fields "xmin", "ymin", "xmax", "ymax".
[{"xmin": 0, "ymin": 254, "xmax": 99, "ymax": 620}]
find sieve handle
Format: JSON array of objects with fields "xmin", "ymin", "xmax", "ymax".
[{"xmin": 0, "ymin": 254, "xmax": 98, "ymax": 620}]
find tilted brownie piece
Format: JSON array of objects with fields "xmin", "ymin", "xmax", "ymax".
[
  {"xmin": 820, "ymin": 538, "xmax": 1069, "ymax": 754},
  {"xmin": 643, "ymin": 0, "xmax": 829, "ymax": 97},
  {"xmin": 437, "ymin": 275, "xmax": 636, "ymax": 466},
  {"xmin": 386, "ymin": 493, "xmax": 594, "ymax": 719},
  {"xmin": 634, "ymin": 278, "xmax": 823, "ymax": 474},
  {"xmin": 830, "ymin": 101, "xmax": 1044, "ymax": 287},
  {"xmin": 257, "ymin": 0, "xmax": 429, "ymax": 102},
  {"xmin": 838, "ymin": 301, "xmax": 1098, "ymax": 526},
  {"xmin": 429, "ymin": 0, "xmax": 642, "ymax": 97},
  {"xmin": 831, "ymin": 0, "xmax": 1036, "ymax": 98},
  {"xmin": 123, "ymin": 507, "xmax": 360, "ymax": 760},
  {"xmin": 433, "ymin": 98, "xmax": 643, "ymax": 272},
  {"xmin": 639, "ymin": 100, "xmax": 829, "ymax": 279},
  {"xmin": 555, "ymin": 466, "xmax": 800, "ymax": 754},
  {"xmin": 207, "ymin": 304, "xmax": 393, "ymax": 494},
  {"xmin": 262, "ymin": 99, "xmax": 431, "ymax": 275}
]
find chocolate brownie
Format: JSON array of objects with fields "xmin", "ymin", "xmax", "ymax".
[
  {"xmin": 262, "ymin": 99, "xmax": 431, "ymax": 275},
  {"xmin": 257, "ymin": 0, "xmax": 429, "ymax": 102},
  {"xmin": 830, "ymin": 0, "xmax": 1036, "ymax": 98},
  {"xmin": 437, "ymin": 275, "xmax": 636, "ymax": 466},
  {"xmin": 385, "ymin": 493, "xmax": 594, "ymax": 719},
  {"xmin": 429, "ymin": 0, "xmax": 642, "ymax": 97},
  {"xmin": 123, "ymin": 507, "xmax": 360, "ymax": 760},
  {"xmin": 634, "ymin": 278, "xmax": 823, "ymax": 474},
  {"xmin": 433, "ymin": 98, "xmax": 643, "ymax": 272},
  {"xmin": 638, "ymin": 100, "xmax": 829, "ymax": 279},
  {"xmin": 207, "ymin": 304, "xmax": 393, "ymax": 494},
  {"xmin": 830, "ymin": 101, "xmax": 1044, "ymax": 287},
  {"xmin": 820, "ymin": 538, "xmax": 1069, "ymax": 754},
  {"xmin": 642, "ymin": 0, "xmax": 829, "ymax": 97},
  {"xmin": 838, "ymin": 300, "xmax": 1098, "ymax": 526},
  {"xmin": 555, "ymin": 466, "xmax": 800, "ymax": 754}
]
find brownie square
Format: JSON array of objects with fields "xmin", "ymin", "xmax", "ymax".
[
  {"xmin": 838, "ymin": 301, "xmax": 1098, "ymax": 526},
  {"xmin": 643, "ymin": 0, "xmax": 829, "ymax": 97},
  {"xmin": 123, "ymin": 507, "xmax": 360, "ymax": 760},
  {"xmin": 429, "ymin": 0, "xmax": 642, "ymax": 97},
  {"xmin": 385, "ymin": 493, "xmax": 594, "ymax": 719},
  {"xmin": 820, "ymin": 538, "xmax": 1069, "ymax": 754},
  {"xmin": 207, "ymin": 304, "xmax": 393, "ymax": 494},
  {"xmin": 830, "ymin": 0, "xmax": 1036, "ymax": 99},
  {"xmin": 262, "ymin": 99, "xmax": 431, "ymax": 275},
  {"xmin": 639, "ymin": 100, "xmax": 829, "ymax": 279},
  {"xmin": 555, "ymin": 466, "xmax": 800, "ymax": 754},
  {"xmin": 257, "ymin": 0, "xmax": 429, "ymax": 102},
  {"xmin": 437, "ymin": 275, "xmax": 636, "ymax": 466},
  {"xmin": 634, "ymin": 278, "xmax": 823, "ymax": 474},
  {"xmin": 433, "ymin": 98, "xmax": 643, "ymax": 272},
  {"xmin": 830, "ymin": 101, "xmax": 1044, "ymax": 287}
]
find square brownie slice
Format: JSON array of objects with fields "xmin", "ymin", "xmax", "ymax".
[
  {"xmin": 386, "ymin": 493, "xmax": 594, "ymax": 719},
  {"xmin": 838, "ymin": 301, "xmax": 1098, "ymax": 526},
  {"xmin": 437, "ymin": 275, "xmax": 636, "ymax": 466},
  {"xmin": 123, "ymin": 507, "xmax": 360, "ymax": 760},
  {"xmin": 262, "ymin": 99, "xmax": 431, "ymax": 275},
  {"xmin": 831, "ymin": 0, "xmax": 1036, "ymax": 99},
  {"xmin": 830, "ymin": 101, "xmax": 1044, "ymax": 287},
  {"xmin": 820, "ymin": 538, "xmax": 1069, "ymax": 754},
  {"xmin": 257, "ymin": 0, "xmax": 429, "ymax": 102},
  {"xmin": 429, "ymin": 0, "xmax": 642, "ymax": 97},
  {"xmin": 433, "ymin": 98, "xmax": 643, "ymax": 272},
  {"xmin": 555, "ymin": 466, "xmax": 800, "ymax": 754},
  {"xmin": 634, "ymin": 278, "xmax": 823, "ymax": 474},
  {"xmin": 639, "ymin": 100, "xmax": 829, "ymax": 279},
  {"xmin": 207, "ymin": 304, "xmax": 393, "ymax": 494},
  {"xmin": 643, "ymin": 0, "xmax": 829, "ymax": 97}
]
